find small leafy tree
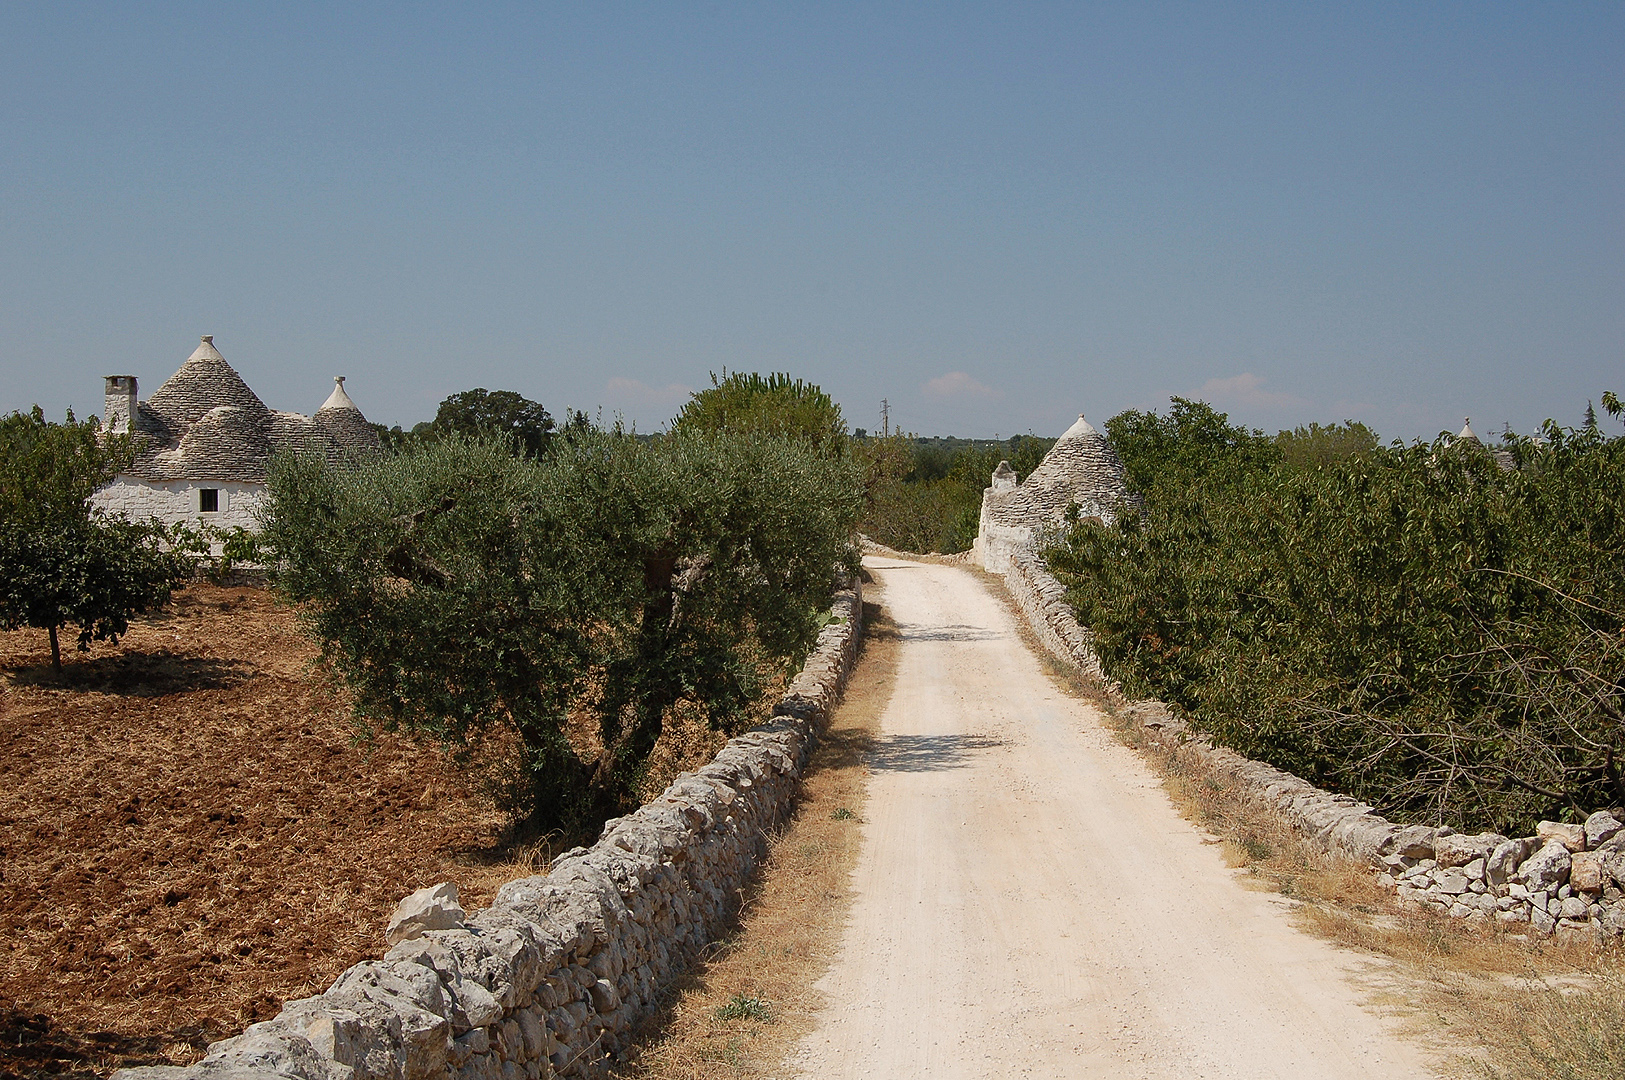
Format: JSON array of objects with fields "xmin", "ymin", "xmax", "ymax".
[
  {"xmin": 432, "ymin": 388, "xmax": 556, "ymax": 457},
  {"xmin": 262, "ymin": 427, "xmax": 862, "ymax": 827},
  {"xmin": 672, "ymin": 372, "xmax": 847, "ymax": 455},
  {"xmin": 1274, "ymin": 421, "xmax": 1380, "ymax": 470},
  {"xmin": 1105, "ymin": 397, "xmax": 1281, "ymax": 499},
  {"xmin": 0, "ymin": 408, "xmax": 188, "ymax": 671}
]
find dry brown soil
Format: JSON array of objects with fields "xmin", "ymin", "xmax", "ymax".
[{"xmin": 0, "ymin": 584, "xmax": 518, "ymax": 1077}]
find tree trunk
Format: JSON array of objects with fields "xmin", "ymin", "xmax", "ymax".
[
  {"xmin": 589, "ymin": 551, "xmax": 680, "ymax": 806},
  {"xmin": 48, "ymin": 624, "xmax": 61, "ymax": 673}
]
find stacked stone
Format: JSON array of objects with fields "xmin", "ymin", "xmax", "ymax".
[
  {"xmin": 996, "ymin": 548, "xmax": 1625, "ymax": 945},
  {"xmin": 1381, "ymin": 815, "xmax": 1625, "ymax": 941},
  {"xmin": 111, "ymin": 336, "xmax": 381, "ymax": 486},
  {"xmin": 1001, "ymin": 547, "xmax": 1113, "ymax": 695},
  {"xmin": 113, "ymin": 582, "xmax": 862, "ymax": 1080}
]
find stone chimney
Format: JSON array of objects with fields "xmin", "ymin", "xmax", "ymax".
[
  {"xmin": 991, "ymin": 460, "xmax": 1018, "ymax": 492},
  {"xmin": 104, "ymin": 375, "xmax": 138, "ymax": 434}
]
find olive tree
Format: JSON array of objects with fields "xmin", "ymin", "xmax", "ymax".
[
  {"xmin": 671, "ymin": 372, "xmax": 847, "ymax": 456},
  {"xmin": 261, "ymin": 427, "xmax": 862, "ymax": 827}
]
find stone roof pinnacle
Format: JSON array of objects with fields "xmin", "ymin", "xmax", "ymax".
[{"xmin": 319, "ymin": 376, "xmax": 359, "ymax": 412}]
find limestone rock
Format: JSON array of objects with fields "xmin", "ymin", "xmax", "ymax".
[
  {"xmin": 1560, "ymin": 895, "xmax": 1590, "ymax": 920},
  {"xmin": 1435, "ymin": 832, "xmax": 1507, "ymax": 868},
  {"xmin": 1584, "ymin": 810, "xmax": 1623, "ymax": 849},
  {"xmin": 1519, "ymin": 841, "xmax": 1573, "ymax": 891},
  {"xmin": 1486, "ymin": 838, "xmax": 1536, "ymax": 886},
  {"xmin": 1570, "ymin": 851, "xmax": 1605, "ymax": 894},
  {"xmin": 1536, "ymin": 821, "xmax": 1587, "ymax": 852},
  {"xmin": 1381, "ymin": 825, "xmax": 1439, "ymax": 861},
  {"xmin": 387, "ymin": 883, "xmax": 466, "ymax": 945}
]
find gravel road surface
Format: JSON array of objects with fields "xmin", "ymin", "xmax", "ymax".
[{"xmin": 790, "ymin": 556, "xmax": 1435, "ymax": 1079}]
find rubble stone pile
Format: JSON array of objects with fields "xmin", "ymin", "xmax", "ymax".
[{"xmin": 114, "ymin": 581, "xmax": 862, "ymax": 1080}]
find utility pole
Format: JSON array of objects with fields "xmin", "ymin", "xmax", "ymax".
[{"xmin": 881, "ymin": 399, "xmax": 890, "ymax": 438}]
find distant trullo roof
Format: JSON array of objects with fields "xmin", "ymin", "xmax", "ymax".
[
  {"xmin": 118, "ymin": 336, "xmax": 381, "ymax": 483},
  {"xmin": 980, "ymin": 413, "xmax": 1133, "ymax": 529}
]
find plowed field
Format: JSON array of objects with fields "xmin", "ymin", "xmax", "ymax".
[{"xmin": 0, "ymin": 584, "xmax": 514, "ymax": 1077}]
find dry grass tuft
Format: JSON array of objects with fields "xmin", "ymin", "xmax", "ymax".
[{"xmin": 609, "ymin": 600, "xmax": 900, "ymax": 1079}]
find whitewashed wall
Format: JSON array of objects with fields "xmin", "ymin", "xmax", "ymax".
[{"xmin": 91, "ymin": 478, "xmax": 268, "ymax": 531}]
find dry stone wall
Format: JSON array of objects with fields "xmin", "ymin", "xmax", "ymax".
[
  {"xmin": 114, "ymin": 581, "xmax": 862, "ymax": 1080},
  {"xmin": 993, "ymin": 550, "xmax": 1625, "ymax": 945}
]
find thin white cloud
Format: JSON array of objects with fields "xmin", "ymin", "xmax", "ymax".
[
  {"xmin": 604, "ymin": 376, "xmax": 692, "ymax": 412},
  {"xmin": 923, "ymin": 371, "xmax": 1001, "ymax": 399},
  {"xmin": 1195, "ymin": 372, "xmax": 1310, "ymax": 412}
]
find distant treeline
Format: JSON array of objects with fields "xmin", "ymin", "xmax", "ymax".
[{"xmin": 855, "ymin": 418, "xmax": 1385, "ymax": 556}]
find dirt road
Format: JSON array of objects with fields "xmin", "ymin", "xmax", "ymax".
[{"xmin": 790, "ymin": 557, "xmax": 1435, "ymax": 1079}]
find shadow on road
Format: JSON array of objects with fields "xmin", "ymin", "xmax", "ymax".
[
  {"xmin": 868, "ymin": 732, "xmax": 1005, "ymax": 773},
  {"xmin": 894, "ymin": 623, "xmax": 1006, "ymax": 643}
]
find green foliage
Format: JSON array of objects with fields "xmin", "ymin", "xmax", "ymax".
[
  {"xmin": 0, "ymin": 408, "xmax": 187, "ymax": 671},
  {"xmin": 431, "ymin": 388, "xmax": 556, "ymax": 457},
  {"xmin": 1274, "ymin": 421, "xmax": 1381, "ymax": 470},
  {"xmin": 371, "ymin": 420, "xmax": 437, "ymax": 454},
  {"xmin": 1105, "ymin": 397, "xmax": 1281, "ymax": 499},
  {"xmin": 672, "ymin": 372, "xmax": 846, "ymax": 455},
  {"xmin": 261, "ymin": 427, "xmax": 863, "ymax": 828},
  {"xmin": 715, "ymin": 993, "xmax": 773, "ymax": 1022},
  {"xmin": 0, "ymin": 406, "xmax": 131, "ymax": 525},
  {"xmin": 1050, "ymin": 399, "xmax": 1625, "ymax": 833},
  {"xmin": 857, "ymin": 434, "xmax": 1053, "ymax": 554},
  {"xmin": 167, "ymin": 523, "xmax": 267, "ymax": 583},
  {"xmin": 371, "ymin": 389, "xmax": 572, "ymax": 457}
]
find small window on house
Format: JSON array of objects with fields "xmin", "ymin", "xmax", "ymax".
[{"xmin": 199, "ymin": 489, "xmax": 219, "ymax": 513}]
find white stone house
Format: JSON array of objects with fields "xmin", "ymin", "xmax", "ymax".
[
  {"xmin": 973, "ymin": 414, "xmax": 1134, "ymax": 573},
  {"xmin": 92, "ymin": 335, "xmax": 381, "ymax": 530}
]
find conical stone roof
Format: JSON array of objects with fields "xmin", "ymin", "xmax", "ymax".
[
  {"xmin": 974, "ymin": 410, "xmax": 1134, "ymax": 572},
  {"xmin": 982, "ymin": 414, "xmax": 1131, "ymax": 529},
  {"xmin": 145, "ymin": 336, "xmax": 269, "ymax": 429},
  {"xmin": 119, "ymin": 337, "xmax": 379, "ymax": 483},
  {"xmin": 1016, "ymin": 414, "xmax": 1129, "ymax": 521},
  {"xmin": 313, "ymin": 377, "xmax": 381, "ymax": 458}
]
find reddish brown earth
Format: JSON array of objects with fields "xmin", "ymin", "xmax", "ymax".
[{"xmin": 0, "ymin": 584, "xmax": 513, "ymax": 1077}]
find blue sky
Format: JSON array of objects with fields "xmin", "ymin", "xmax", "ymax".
[{"xmin": 3, "ymin": 3, "xmax": 1620, "ymax": 440}]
